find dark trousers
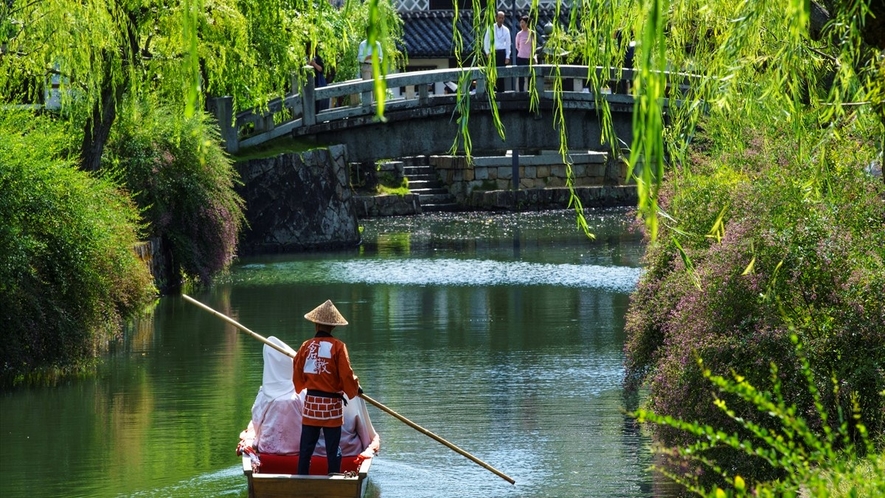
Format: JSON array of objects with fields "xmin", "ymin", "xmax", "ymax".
[
  {"xmin": 516, "ymin": 57, "xmax": 530, "ymax": 92},
  {"xmin": 315, "ymin": 73, "xmax": 329, "ymax": 112},
  {"xmin": 298, "ymin": 425, "xmax": 342, "ymax": 475},
  {"xmin": 493, "ymin": 49, "xmax": 507, "ymax": 92}
]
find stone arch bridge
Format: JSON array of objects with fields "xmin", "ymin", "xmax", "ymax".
[{"xmin": 210, "ymin": 65, "xmax": 691, "ymax": 162}]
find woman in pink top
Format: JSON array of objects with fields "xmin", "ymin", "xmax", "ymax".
[{"xmin": 514, "ymin": 15, "xmax": 535, "ymax": 92}]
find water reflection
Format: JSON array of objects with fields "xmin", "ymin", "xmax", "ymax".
[{"xmin": 0, "ymin": 208, "xmax": 670, "ymax": 498}]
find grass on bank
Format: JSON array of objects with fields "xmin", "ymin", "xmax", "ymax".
[
  {"xmin": 230, "ymin": 136, "xmax": 324, "ymax": 162},
  {"xmin": 804, "ymin": 452, "xmax": 885, "ymax": 498}
]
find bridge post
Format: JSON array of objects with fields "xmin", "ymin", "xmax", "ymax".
[
  {"xmin": 361, "ymin": 81, "xmax": 373, "ymax": 108},
  {"xmin": 303, "ymin": 71, "xmax": 317, "ymax": 126},
  {"xmin": 208, "ymin": 96, "xmax": 238, "ymax": 153},
  {"xmin": 419, "ymin": 82, "xmax": 429, "ymax": 105},
  {"xmin": 475, "ymin": 75, "xmax": 487, "ymax": 96}
]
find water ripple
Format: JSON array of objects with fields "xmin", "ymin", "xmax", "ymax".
[{"xmin": 236, "ymin": 258, "xmax": 641, "ymax": 293}]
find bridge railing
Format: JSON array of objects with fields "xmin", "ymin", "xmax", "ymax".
[{"xmin": 210, "ymin": 65, "xmax": 695, "ymax": 153}]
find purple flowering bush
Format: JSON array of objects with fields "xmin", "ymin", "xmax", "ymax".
[
  {"xmin": 625, "ymin": 118, "xmax": 885, "ymax": 483},
  {"xmin": 106, "ymin": 103, "xmax": 245, "ymax": 289}
]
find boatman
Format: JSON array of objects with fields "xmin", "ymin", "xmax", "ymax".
[{"xmin": 293, "ymin": 299, "xmax": 362, "ymax": 475}]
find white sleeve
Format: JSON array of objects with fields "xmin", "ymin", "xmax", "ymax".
[
  {"xmin": 505, "ymin": 28, "xmax": 511, "ymax": 59},
  {"xmin": 357, "ymin": 41, "xmax": 366, "ymax": 63}
]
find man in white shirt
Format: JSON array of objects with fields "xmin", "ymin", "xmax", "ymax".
[
  {"xmin": 354, "ymin": 37, "xmax": 382, "ymax": 104},
  {"xmin": 483, "ymin": 11, "xmax": 511, "ymax": 92},
  {"xmin": 357, "ymin": 38, "xmax": 382, "ymax": 81}
]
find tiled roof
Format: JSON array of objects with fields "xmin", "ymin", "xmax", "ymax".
[{"xmin": 401, "ymin": 9, "xmax": 573, "ymax": 59}]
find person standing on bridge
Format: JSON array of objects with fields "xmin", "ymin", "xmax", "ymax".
[
  {"xmin": 307, "ymin": 45, "xmax": 329, "ymax": 112},
  {"xmin": 483, "ymin": 11, "xmax": 511, "ymax": 93},
  {"xmin": 514, "ymin": 15, "xmax": 535, "ymax": 92},
  {"xmin": 355, "ymin": 34, "xmax": 382, "ymax": 104},
  {"xmin": 293, "ymin": 299, "xmax": 363, "ymax": 475},
  {"xmin": 357, "ymin": 36, "xmax": 382, "ymax": 81}
]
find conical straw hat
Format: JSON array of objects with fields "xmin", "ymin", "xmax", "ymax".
[{"xmin": 304, "ymin": 299, "xmax": 349, "ymax": 326}]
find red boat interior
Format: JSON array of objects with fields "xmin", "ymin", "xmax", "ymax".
[{"xmin": 255, "ymin": 454, "xmax": 366, "ymax": 475}]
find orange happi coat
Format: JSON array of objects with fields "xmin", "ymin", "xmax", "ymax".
[{"xmin": 293, "ymin": 332, "xmax": 360, "ymax": 427}]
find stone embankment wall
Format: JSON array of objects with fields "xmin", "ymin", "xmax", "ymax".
[
  {"xmin": 430, "ymin": 151, "xmax": 636, "ymax": 210},
  {"xmin": 470, "ymin": 185, "xmax": 637, "ymax": 211},
  {"xmin": 235, "ymin": 145, "xmax": 360, "ymax": 254},
  {"xmin": 133, "ymin": 237, "xmax": 176, "ymax": 294},
  {"xmin": 355, "ymin": 193, "xmax": 423, "ymax": 217}
]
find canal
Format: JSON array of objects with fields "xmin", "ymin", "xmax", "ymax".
[{"xmin": 1, "ymin": 207, "xmax": 673, "ymax": 497}]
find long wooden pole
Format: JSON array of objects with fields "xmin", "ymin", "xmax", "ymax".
[
  {"xmin": 360, "ymin": 393, "xmax": 516, "ymax": 484},
  {"xmin": 182, "ymin": 294, "xmax": 291, "ymax": 356},
  {"xmin": 181, "ymin": 294, "xmax": 516, "ymax": 485}
]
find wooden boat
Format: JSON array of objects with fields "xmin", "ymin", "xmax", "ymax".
[
  {"xmin": 238, "ymin": 396, "xmax": 380, "ymax": 498},
  {"xmin": 242, "ymin": 452, "xmax": 372, "ymax": 498}
]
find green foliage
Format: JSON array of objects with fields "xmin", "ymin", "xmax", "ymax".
[
  {"xmin": 229, "ymin": 137, "xmax": 324, "ymax": 162},
  {"xmin": 0, "ymin": 0, "xmax": 405, "ymax": 164},
  {"xmin": 372, "ymin": 168, "xmax": 408, "ymax": 195},
  {"xmin": 634, "ymin": 337, "xmax": 883, "ymax": 496},
  {"xmin": 0, "ymin": 110, "xmax": 156, "ymax": 385},
  {"xmin": 104, "ymin": 100, "xmax": 245, "ymax": 287},
  {"xmin": 625, "ymin": 113, "xmax": 885, "ymax": 486},
  {"xmin": 442, "ymin": 0, "xmax": 884, "ymax": 239}
]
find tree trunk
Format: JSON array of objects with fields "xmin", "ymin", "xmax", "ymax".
[
  {"xmin": 79, "ymin": 7, "xmax": 140, "ymax": 172},
  {"xmin": 809, "ymin": 1, "xmax": 830, "ymax": 41},
  {"xmin": 79, "ymin": 76, "xmax": 120, "ymax": 172}
]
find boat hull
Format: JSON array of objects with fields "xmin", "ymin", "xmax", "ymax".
[{"xmin": 243, "ymin": 455, "xmax": 371, "ymax": 498}]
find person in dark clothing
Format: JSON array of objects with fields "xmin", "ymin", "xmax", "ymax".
[
  {"xmin": 615, "ymin": 30, "xmax": 636, "ymax": 94},
  {"xmin": 308, "ymin": 47, "xmax": 329, "ymax": 111}
]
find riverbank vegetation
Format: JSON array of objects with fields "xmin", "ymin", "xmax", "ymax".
[
  {"xmin": 625, "ymin": 114, "xmax": 885, "ymax": 492},
  {"xmin": 0, "ymin": 111, "xmax": 155, "ymax": 385},
  {"xmin": 0, "ymin": 0, "xmax": 404, "ymax": 385},
  {"xmin": 616, "ymin": 0, "xmax": 885, "ymax": 494},
  {"xmin": 104, "ymin": 100, "xmax": 245, "ymax": 288}
]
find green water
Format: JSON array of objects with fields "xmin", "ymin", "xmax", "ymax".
[{"xmin": 0, "ymin": 208, "xmax": 676, "ymax": 497}]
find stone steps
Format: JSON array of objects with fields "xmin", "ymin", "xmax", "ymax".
[{"xmin": 402, "ymin": 159, "xmax": 459, "ymax": 213}]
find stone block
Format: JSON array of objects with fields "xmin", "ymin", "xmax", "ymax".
[
  {"xmin": 524, "ymin": 165, "xmax": 537, "ymax": 178},
  {"xmin": 237, "ymin": 149, "xmax": 360, "ymax": 254},
  {"xmin": 547, "ymin": 177, "xmax": 565, "ymax": 187},
  {"xmin": 551, "ymin": 165, "xmax": 567, "ymax": 178},
  {"xmin": 572, "ymin": 164, "xmax": 586, "ymax": 177},
  {"xmin": 497, "ymin": 166, "xmax": 512, "ymax": 180},
  {"xmin": 586, "ymin": 163, "xmax": 605, "ymax": 177}
]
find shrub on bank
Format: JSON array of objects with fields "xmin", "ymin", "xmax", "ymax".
[
  {"xmin": 624, "ymin": 116, "xmax": 885, "ymax": 487},
  {"xmin": 634, "ymin": 343, "xmax": 885, "ymax": 496},
  {"xmin": 104, "ymin": 102, "xmax": 245, "ymax": 288},
  {"xmin": 0, "ymin": 110, "xmax": 156, "ymax": 385}
]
